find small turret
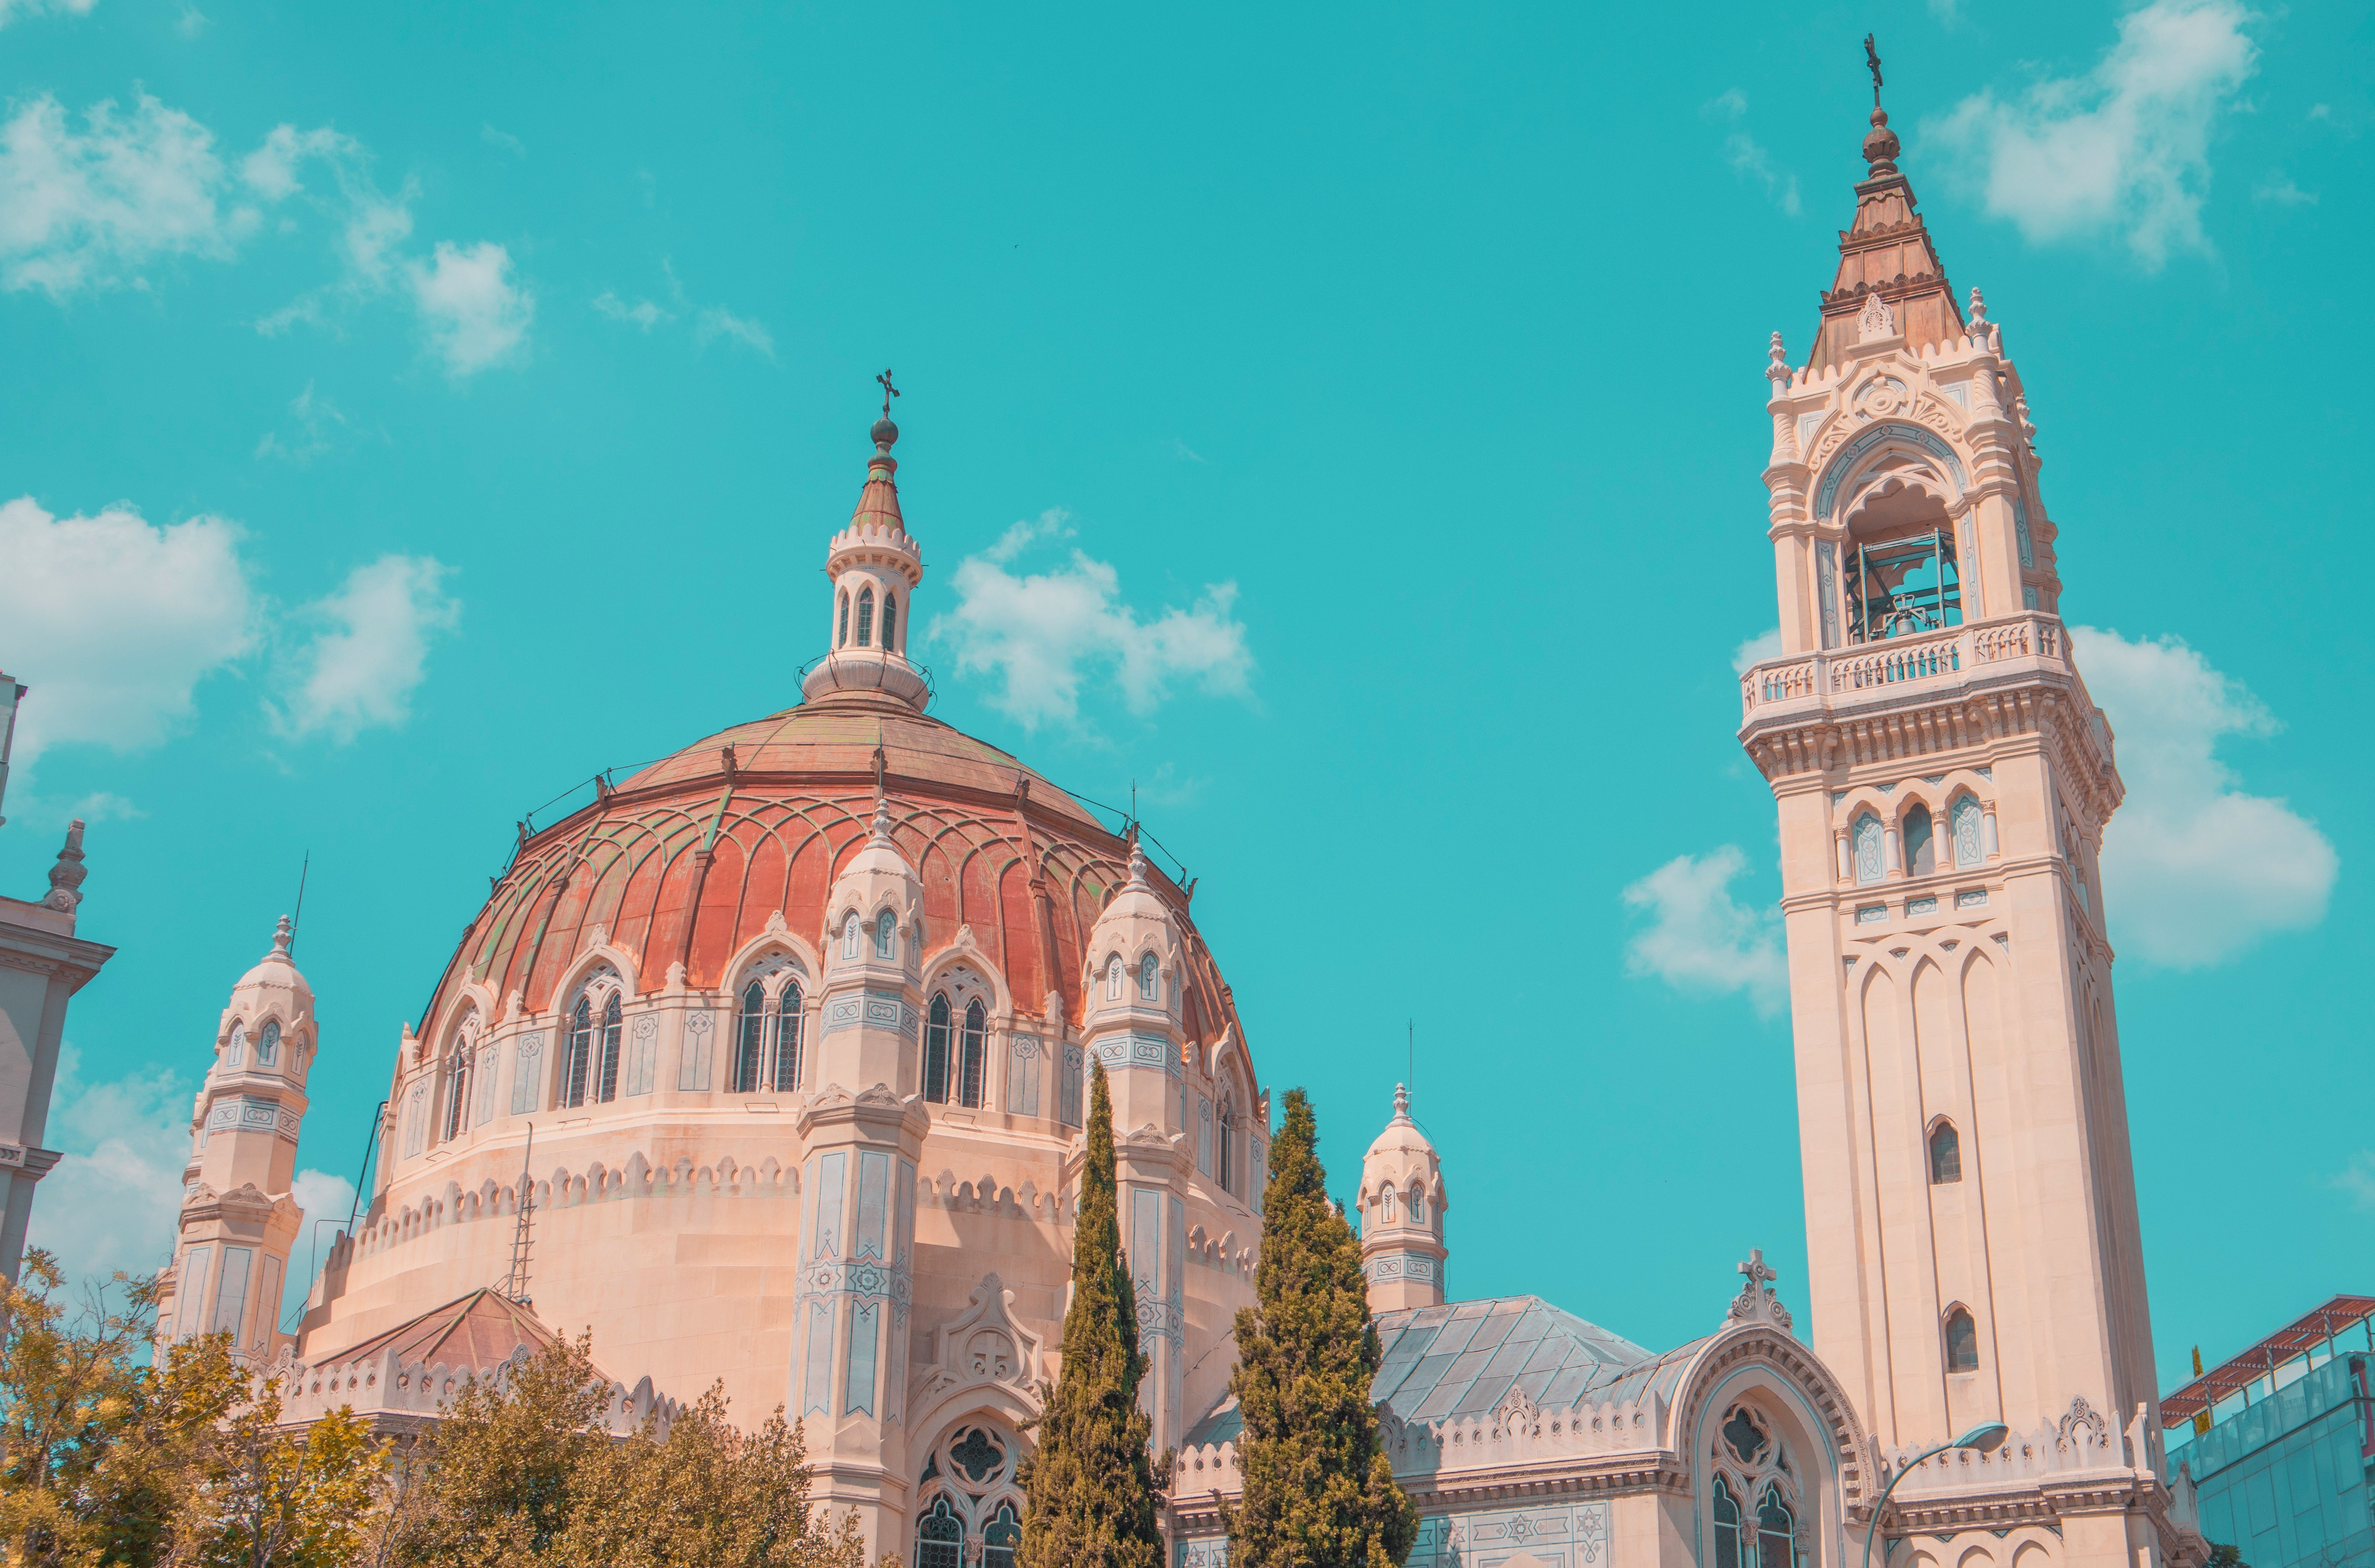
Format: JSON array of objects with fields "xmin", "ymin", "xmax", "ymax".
[
  {"xmin": 160, "ymin": 915, "xmax": 315, "ymax": 1361},
  {"xmin": 803, "ymin": 382, "xmax": 931, "ymax": 712},
  {"xmin": 1359, "ymin": 1083, "xmax": 1448, "ymax": 1314}
]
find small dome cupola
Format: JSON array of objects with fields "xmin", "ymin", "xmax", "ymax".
[
  {"xmin": 215, "ymin": 914, "xmax": 317, "ymax": 1087},
  {"xmin": 1359, "ymin": 1082, "xmax": 1448, "ymax": 1315},
  {"xmin": 804, "ymin": 375, "xmax": 931, "ymax": 713},
  {"xmin": 823, "ymin": 797, "xmax": 925, "ymax": 975},
  {"xmin": 1082, "ymin": 839, "xmax": 1182, "ymax": 1029}
]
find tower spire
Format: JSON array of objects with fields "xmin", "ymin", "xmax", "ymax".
[
  {"xmin": 1807, "ymin": 38, "xmax": 1960, "ymax": 370},
  {"xmin": 802, "ymin": 381, "xmax": 930, "ymax": 712}
]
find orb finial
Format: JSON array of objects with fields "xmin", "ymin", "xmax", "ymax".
[
  {"xmin": 1860, "ymin": 36, "xmax": 1901, "ymax": 175},
  {"xmin": 872, "ymin": 368, "xmax": 901, "ymax": 449}
]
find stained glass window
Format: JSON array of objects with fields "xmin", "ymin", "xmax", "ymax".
[
  {"xmin": 950, "ymin": 1428, "xmax": 1003, "ymax": 1482},
  {"xmin": 596, "ymin": 994, "xmax": 623, "ymax": 1103},
  {"xmin": 775, "ymin": 983, "xmax": 804, "ymax": 1092},
  {"xmin": 838, "ymin": 590, "xmax": 849, "ymax": 648},
  {"xmin": 925, "ymin": 994, "xmax": 952, "ymax": 1104},
  {"xmin": 1756, "ymin": 1485, "xmax": 1797, "ymax": 1568},
  {"xmin": 1946, "ymin": 1308, "xmax": 1979, "ymax": 1372},
  {"xmin": 856, "ymin": 587, "xmax": 874, "ymax": 647},
  {"xmin": 1724, "ymin": 1407, "xmax": 1768, "ymax": 1465},
  {"xmin": 914, "ymin": 1497, "xmax": 961, "ymax": 1568},
  {"xmin": 1712, "ymin": 1477, "xmax": 1742, "ymax": 1568},
  {"xmin": 1930, "ymin": 1122, "xmax": 1961, "ymax": 1184},
  {"xmin": 735, "ymin": 983, "xmax": 767, "ymax": 1094},
  {"xmin": 562, "ymin": 997, "xmax": 593, "ymax": 1108},
  {"xmin": 960, "ymin": 999, "xmax": 988, "ymax": 1109},
  {"xmin": 443, "ymin": 1051, "xmax": 470, "ymax": 1142},
  {"xmin": 882, "ymin": 594, "xmax": 899, "ymax": 654},
  {"xmin": 983, "ymin": 1502, "xmax": 1021, "ymax": 1568}
]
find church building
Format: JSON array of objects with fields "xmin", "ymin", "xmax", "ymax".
[{"xmin": 155, "ymin": 75, "xmax": 2206, "ymax": 1568}]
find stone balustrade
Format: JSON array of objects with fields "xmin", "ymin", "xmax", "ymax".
[{"xmin": 1740, "ymin": 613, "xmax": 2071, "ymax": 719}]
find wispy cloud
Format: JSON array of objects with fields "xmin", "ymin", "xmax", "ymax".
[
  {"xmin": 2252, "ymin": 171, "xmax": 2316, "ymax": 206},
  {"xmin": 0, "ymin": 0, "xmax": 97, "ymax": 30},
  {"xmin": 1926, "ymin": 0, "xmax": 2259, "ymax": 267},
  {"xmin": 1621, "ymin": 846, "xmax": 1789, "ymax": 1017},
  {"xmin": 694, "ymin": 305, "xmax": 774, "ymax": 358},
  {"xmin": 1731, "ymin": 626, "xmax": 1782, "ymax": 675},
  {"xmin": 1703, "ymin": 89, "xmax": 1800, "ymax": 216},
  {"xmin": 255, "ymin": 381, "xmax": 372, "ymax": 464},
  {"xmin": 1165, "ymin": 437, "xmax": 1209, "ymax": 465},
  {"xmin": 2334, "ymin": 1152, "xmax": 2375, "ymax": 1211},
  {"xmin": 407, "ymin": 240, "xmax": 533, "ymax": 376},
  {"xmin": 480, "ymin": 123, "xmax": 525, "ymax": 158},
  {"xmin": 270, "ymin": 554, "xmax": 462, "ymax": 742},
  {"xmin": 933, "ymin": 509, "xmax": 1254, "ymax": 731},
  {"xmin": 2078, "ymin": 624, "xmax": 2336, "ymax": 966},
  {"xmin": 0, "ymin": 92, "xmax": 254, "ymax": 294},
  {"xmin": 594, "ymin": 260, "xmax": 770, "ymax": 361},
  {"xmin": 594, "ymin": 288, "xmax": 669, "ymax": 330}
]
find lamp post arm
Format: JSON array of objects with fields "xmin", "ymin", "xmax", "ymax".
[{"xmin": 1860, "ymin": 1440, "xmax": 1959, "ymax": 1568}]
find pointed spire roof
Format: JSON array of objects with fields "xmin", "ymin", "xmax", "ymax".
[
  {"xmin": 1808, "ymin": 74, "xmax": 1964, "ymax": 370},
  {"xmin": 849, "ymin": 412, "xmax": 906, "ymax": 536}
]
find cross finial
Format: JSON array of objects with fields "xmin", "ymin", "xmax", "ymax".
[
  {"xmin": 876, "ymin": 368, "xmax": 900, "ymax": 419},
  {"xmin": 1863, "ymin": 33, "xmax": 1883, "ymax": 107},
  {"xmin": 1739, "ymin": 1248, "xmax": 1777, "ymax": 1290}
]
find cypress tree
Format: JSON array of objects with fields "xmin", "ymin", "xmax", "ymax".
[
  {"xmin": 1019, "ymin": 1058, "xmax": 1163, "ymax": 1568},
  {"xmin": 1229, "ymin": 1089, "xmax": 1417, "ymax": 1568}
]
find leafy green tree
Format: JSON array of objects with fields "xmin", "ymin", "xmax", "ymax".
[
  {"xmin": 1228, "ymin": 1089, "xmax": 1416, "ymax": 1568},
  {"xmin": 1017, "ymin": 1058, "xmax": 1162, "ymax": 1568}
]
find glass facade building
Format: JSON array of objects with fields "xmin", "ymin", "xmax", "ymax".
[{"xmin": 2169, "ymin": 1352, "xmax": 2375, "ymax": 1568}]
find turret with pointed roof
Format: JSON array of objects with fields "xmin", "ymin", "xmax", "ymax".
[
  {"xmin": 803, "ymin": 397, "xmax": 931, "ymax": 712},
  {"xmin": 1807, "ymin": 88, "xmax": 1964, "ymax": 370}
]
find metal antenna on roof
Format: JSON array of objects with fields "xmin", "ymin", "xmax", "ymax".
[
  {"xmin": 1408, "ymin": 1020, "xmax": 1414, "ymax": 1097},
  {"xmin": 289, "ymin": 851, "xmax": 310, "ymax": 953},
  {"xmin": 504, "ymin": 1124, "xmax": 536, "ymax": 1306}
]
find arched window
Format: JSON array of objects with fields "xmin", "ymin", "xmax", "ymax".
[
  {"xmin": 881, "ymin": 593, "xmax": 898, "ymax": 654},
  {"xmin": 840, "ymin": 912, "xmax": 861, "ymax": 960},
  {"xmin": 838, "ymin": 590, "xmax": 849, "ymax": 648},
  {"xmin": 1852, "ymin": 812, "xmax": 1884, "ymax": 885},
  {"xmin": 734, "ymin": 981, "xmax": 767, "ymax": 1094},
  {"xmin": 982, "ymin": 1502, "xmax": 1020, "ymax": 1568},
  {"xmin": 225, "ymin": 1021, "xmax": 246, "ymax": 1067},
  {"xmin": 1946, "ymin": 1307, "xmax": 1980, "ymax": 1372},
  {"xmin": 1137, "ymin": 953, "xmax": 1158, "ymax": 1001},
  {"xmin": 1929, "ymin": 1121, "xmax": 1962, "ymax": 1183},
  {"xmin": 924, "ymin": 994, "xmax": 952, "ymax": 1104},
  {"xmin": 1409, "ymin": 1183, "xmax": 1426, "ymax": 1226},
  {"xmin": 959, "ymin": 999, "xmax": 988, "ymax": 1108},
  {"xmin": 914, "ymin": 1496, "xmax": 961, "ymax": 1568},
  {"xmin": 562, "ymin": 996, "xmax": 594, "ymax": 1108},
  {"xmin": 1378, "ymin": 1186, "xmax": 1396, "ymax": 1223},
  {"xmin": 1905, "ymin": 803, "xmax": 1936, "ymax": 877},
  {"xmin": 875, "ymin": 909, "xmax": 896, "ymax": 959},
  {"xmin": 1950, "ymin": 794, "xmax": 1984, "ymax": 867},
  {"xmin": 595, "ymin": 993, "xmax": 623, "ymax": 1103},
  {"xmin": 774, "ymin": 982, "xmax": 804, "ymax": 1091},
  {"xmin": 1104, "ymin": 956, "xmax": 1122, "ymax": 1001},
  {"xmin": 1711, "ymin": 1477, "xmax": 1742, "ymax": 1568},
  {"xmin": 1755, "ymin": 1485, "xmax": 1798, "ymax": 1568},
  {"xmin": 256, "ymin": 1020, "xmax": 281, "ymax": 1067},
  {"xmin": 442, "ymin": 1049, "xmax": 471, "ymax": 1142},
  {"xmin": 856, "ymin": 586, "xmax": 874, "ymax": 647},
  {"xmin": 1217, "ymin": 1096, "xmax": 1238, "ymax": 1195}
]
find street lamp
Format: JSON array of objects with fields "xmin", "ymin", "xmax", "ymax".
[{"xmin": 1860, "ymin": 1422, "xmax": 2010, "ymax": 1568}]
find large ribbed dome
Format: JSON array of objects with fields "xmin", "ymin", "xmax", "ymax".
[{"xmin": 421, "ymin": 690, "xmax": 1241, "ymax": 1047}]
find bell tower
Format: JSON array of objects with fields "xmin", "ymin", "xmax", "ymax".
[{"xmin": 1739, "ymin": 63, "xmax": 2194, "ymax": 1568}]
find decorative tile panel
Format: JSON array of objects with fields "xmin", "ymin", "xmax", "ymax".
[
  {"xmin": 1405, "ymin": 1501, "xmax": 1612, "ymax": 1568},
  {"xmin": 1093, "ymin": 1032, "xmax": 1180, "ymax": 1078}
]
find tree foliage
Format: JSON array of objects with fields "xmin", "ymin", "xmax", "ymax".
[
  {"xmin": 1017, "ymin": 1058, "xmax": 1163, "ymax": 1568},
  {"xmin": 1228, "ymin": 1090, "xmax": 1417, "ymax": 1568}
]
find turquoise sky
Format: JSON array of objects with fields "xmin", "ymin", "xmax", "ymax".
[{"xmin": 0, "ymin": 0, "xmax": 2365, "ymax": 1406}]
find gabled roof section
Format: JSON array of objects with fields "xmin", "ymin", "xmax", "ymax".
[
  {"xmin": 1809, "ymin": 105, "xmax": 1964, "ymax": 370},
  {"xmin": 1370, "ymin": 1295, "xmax": 1657, "ymax": 1425},
  {"xmin": 319, "ymin": 1286, "xmax": 565, "ymax": 1373}
]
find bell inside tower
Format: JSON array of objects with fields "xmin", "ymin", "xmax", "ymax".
[{"xmin": 1841, "ymin": 470, "xmax": 1962, "ymax": 642}]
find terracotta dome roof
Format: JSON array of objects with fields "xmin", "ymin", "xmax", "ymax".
[{"xmin": 421, "ymin": 692, "xmax": 1242, "ymax": 1046}]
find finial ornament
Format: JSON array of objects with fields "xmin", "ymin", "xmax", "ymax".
[
  {"xmin": 1765, "ymin": 330, "xmax": 1790, "ymax": 385},
  {"xmin": 1859, "ymin": 35, "xmax": 1902, "ymax": 176},
  {"xmin": 1126, "ymin": 838, "xmax": 1149, "ymax": 886},
  {"xmin": 1392, "ymin": 1081, "xmax": 1412, "ymax": 1122},
  {"xmin": 1726, "ymin": 1245, "xmax": 1796, "ymax": 1333},
  {"xmin": 871, "ymin": 795, "xmax": 895, "ymax": 845},
  {"xmin": 876, "ymin": 368, "xmax": 899, "ymax": 419},
  {"xmin": 1863, "ymin": 33, "xmax": 1883, "ymax": 106},
  {"xmin": 871, "ymin": 370, "xmax": 902, "ymax": 450},
  {"xmin": 39, "ymin": 819, "xmax": 87, "ymax": 912},
  {"xmin": 268, "ymin": 913, "xmax": 294, "ymax": 957}
]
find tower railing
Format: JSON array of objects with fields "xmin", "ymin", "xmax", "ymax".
[{"xmin": 1739, "ymin": 612, "xmax": 2070, "ymax": 720}]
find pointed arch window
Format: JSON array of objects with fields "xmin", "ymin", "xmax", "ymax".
[
  {"xmin": 256, "ymin": 1020, "xmax": 281, "ymax": 1068},
  {"xmin": 595, "ymin": 993, "xmax": 623, "ymax": 1103},
  {"xmin": 735, "ymin": 982, "xmax": 769, "ymax": 1094},
  {"xmin": 838, "ymin": 590, "xmax": 850, "ymax": 648},
  {"xmin": 856, "ymin": 586, "xmax": 875, "ymax": 647},
  {"xmin": 443, "ymin": 1048, "xmax": 472, "ymax": 1142},
  {"xmin": 1852, "ymin": 812, "xmax": 1884, "ymax": 885},
  {"xmin": 914, "ymin": 1496, "xmax": 961, "ymax": 1568},
  {"xmin": 1104, "ymin": 956, "xmax": 1123, "ymax": 1001},
  {"xmin": 1710, "ymin": 1405, "xmax": 1800, "ymax": 1568},
  {"xmin": 1378, "ymin": 1186, "xmax": 1396, "ymax": 1223},
  {"xmin": 1950, "ymin": 794, "xmax": 1984, "ymax": 868},
  {"xmin": 924, "ymin": 994, "xmax": 953, "ymax": 1104},
  {"xmin": 1217, "ymin": 1096, "xmax": 1238, "ymax": 1195},
  {"xmin": 881, "ymin": 593, "xmax": 898, "ymax": 654},
  {"xmin": 225, "ymin": 1021, "xmax": 246, "ymax": 1068},
  {"xmin": 1711, "ymin": 1477, "xmax": 1743, "ymax": 1568},
  {"xmin": 1905, "ymin": 804, "xmax": 1936, "ymax": 877},
  {"xmin": 1137, "ymin": 953, "xmax": 1158, "ymax": 1001},
  {"xmin": 959, "ymin": 999, "xmax": 987, "ymax": 1108},
  {"xmin": 875, "ymin": 909, "xmax": 896, "ymax": 959},
  {"xmin": 1946, "ymin": 1307, "xmax": 1980, "ymax": 1373},
  {"xmin": 562, "ymin": 996, "xmax": 595, "ymax": 1108},
  {"xmin": 1929, "ymin": 1120, "xmax": 1962, "ymax": 1183},
  {"xmin": 774, "ymin": 982, "xmax": 804, "ymax": 1091},
  {"xmin": 841, "ymin": 913, "xmax": 861, "ymax": 961},
  {"xmin": 1409, "ymin": 1183, "xmax": 1426, "ymax": 1226},
  {"xmin": 914, "ymin": 1424, "xmax": 1021, "ymax": 1568},
  {"xmin": 982, "ymin": 1502, "xmax": 1020, "ymax": 1568},
  {"xmin": 1755, "ymin": 1486, "xmax": 1798, "ymax": 1568}
]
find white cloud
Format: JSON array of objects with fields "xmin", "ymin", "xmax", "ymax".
[
  {"xmin": 174, "ymin": 3, "xmax": 203, "ymax": 36},
  {"xmin": 2076, "ymin": 624, "xmax": 2336, "ymax": 966},
  {"xmin": 271, "ymin": 554, "xmax": 461, "ymax": 742},
  {"xmin": 284, "ymin": 1167, "xmax": 356, "ymax": 1318},
  {"xmin": 0, "ymin": 497, "xmax": 253, "ymax": 769},
  {"xmin": 1926, "ymin": 0, "xmax": 2259, "ymax": 267},
  {"xmin": 480, "ymin": 123, "xmax": 525, "ymax": 158},
  {"xmin": 1703, "ymin": 90, "xmax": 1799, "ymax": 216},
  {"xmin": 934, "ymin": 510, "xmax": 1254, "ymax": 730},
  {"xmin": 693, "ymin": 306, "xmax": 774, "ymax": 358},
  {"xmin": 0, "ymin": 92, "xmax": 248, "ymax": 295},
  {"xmin": 25, "ymin": 1045, "xmax": 189, "ymax": 1287},
  {"xmin": 1732, "ymin": 626, "xmax": 1782, "ymax": 675},
  {"xmin": 1621, "ymin": 846, "xmax": 1790, "ymax": 1017},
  {"xmin": 0, "ymin": 0, "xmax": 97, "ymax": 30},
  {"xmin": 255, "ymin": 381, "xmax": 364, "ymax": 464},
  {"xmin": 2252, "ymin": 171, "xmax": 2316, "ymax": 206},
  {"xmin": 2333, "ymin": 1153, "xmax": 2375, "ymax": 1211},
  {"xmin": 407, "ymin": 240, "xmax": 533, "ymax": 375}
]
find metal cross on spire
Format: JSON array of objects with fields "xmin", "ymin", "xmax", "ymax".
[
  {"xmin": 1739, "ymin": 1247, "xmax": 1777, "ymax": 1290},
  {"xmin": 1863, "ymin": 33, "xmax": 1884, "ymax": 106},
  {"xmin": 877, "ymin": 367, "xmax": 900, "ymax": 419}
]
